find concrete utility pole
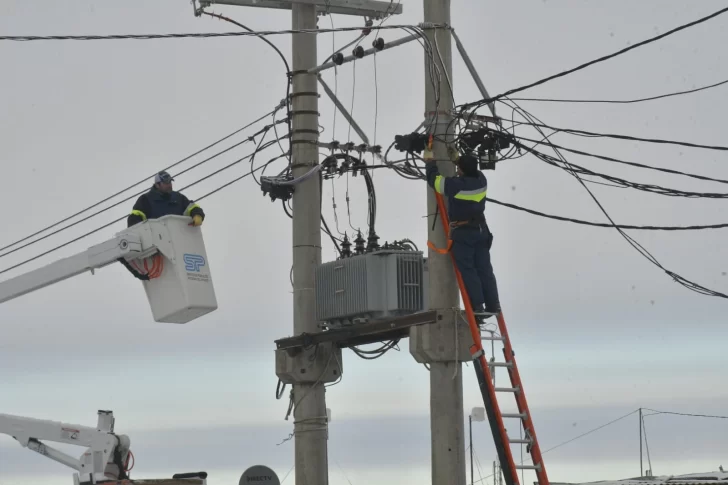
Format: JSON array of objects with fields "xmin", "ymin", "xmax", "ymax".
[
  {"xmin": 191, "ymin": 3, "xmax": 400, "ymax": 485},
  {"xmin": 289, "ymin": 5, "xmax": 330, "ymax": 485},
  {"xmin": 411, "ymin": 0, "xmax": 469, "ymax": 484}
]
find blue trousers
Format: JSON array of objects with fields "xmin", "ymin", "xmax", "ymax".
[{"xmin": 450, "ymin": 223, "xmax": 501, "ymax": 313}]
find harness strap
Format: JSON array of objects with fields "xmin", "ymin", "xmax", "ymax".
[{"xmin": 427, "ymin": 238, "xmax": 453, "ymax": 255}]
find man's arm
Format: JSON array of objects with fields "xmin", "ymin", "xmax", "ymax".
[
  {"xmin": 179, "ymin": 193, "xmax": 205, "ymax": 225},
  {"xmin": 423, "ymin": 149, "xmax": 464, "ymax": 197},
  {"xmin": 127, "ymin": 195, "xmax": 149, "ymax": 227}
]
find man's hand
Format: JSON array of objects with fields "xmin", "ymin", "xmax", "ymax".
[
  {"xmin": 447, "ymin": 145, "xmax": 460, "ymax": 163},
  {"xmin": 189, "ymin": 215, "xmax": 203, "ymax": 227},
  {"xmin": 423, "ymin": 147, "xmax": 435, "ymax": 162}
]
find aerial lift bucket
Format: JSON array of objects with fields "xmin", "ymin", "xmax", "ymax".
[{"xmin": 120, "ymin": 215, "xmax": 218, "ymax": 323}]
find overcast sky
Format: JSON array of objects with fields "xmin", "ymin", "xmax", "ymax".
[{"xmin": 1, "ymin": 1, "xmax": 728, "ymax": 484}]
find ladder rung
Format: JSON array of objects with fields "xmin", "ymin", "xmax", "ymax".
[
  {"xmin": 501, "ymin": 412, "xmax": 527, "ymax": 419},
  {"xmin": 516, "ymin": 464, "xmax": 542, "ymax": 471},
  {"xmin": 481, "ymin": 335, "xmax": 504, "ymax": 341},
  {"xmin": 495, "ymin": 386, "xmax": 519, "ymax": 393},
  {"xmin": 508, "ymin": 437, "xmax": 532, "ymax": 444},
  {"xmin": 488, "ymin": 361, "xmax": 513, "ymax": 368}
]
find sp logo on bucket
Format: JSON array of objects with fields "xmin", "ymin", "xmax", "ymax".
[{"xmin": 183, "ymin": 253, "xmax": 206, "ymax": 272}]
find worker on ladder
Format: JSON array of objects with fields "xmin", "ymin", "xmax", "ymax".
[
  {"xmin": 423, "ymin": 145, "xmax": 501, "ymax": 322},
  {"xmin": 127, "ymin": 171, "xmax": 205, "ymax": 228}
]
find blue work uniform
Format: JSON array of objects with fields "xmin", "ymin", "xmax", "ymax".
[
  {"xmin": 426, "ymin": 163, "xmax": 501, "ymax": 315},
  {"xmin": 127, "ymin": 186, "xmax": 204, "ymax": 228}
]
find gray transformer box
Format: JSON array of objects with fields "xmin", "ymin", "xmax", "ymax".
[{"xmin": 315, "ymin": 249, "xmax": 429, "ymax": 326}]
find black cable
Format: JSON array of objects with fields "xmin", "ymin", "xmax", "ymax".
[
  {"xmin": 460, "ymin": 5, "xmax": 728, "ymax": 109},
  {"xmin": 317, "ymin": 170, "xmax": 344, "ymax": 254},
  {"xmin": 486, "ymin": 197, "xmax": 728, "ymax": 231},
  {"xmin": 350, "ymin": 339, "xmax": 400, "ymax": 359},
  {"xmin": 517, "ymin": 141, "xmax": 728, "ymax": 199},
  {"xmin": 0, "ymin": 119, "xmax": 286, "ymax": 261},
  {"xmin": 512, "ymin": 120, "xmax": 728, "ymax": 152},
  {"xmin": 202, "ymin": 12, "xmax": 290, "ymax": 74},
  {"xmin": 0, "ymin": 24, "xmax": 446, "ymax": 42},
  {"xmin": 194, "ymin": 152, "xmax": 286, "ymax": 201},
  {"xmin": 511, "ymin": 133, "xmax": 728, "ymax": 186},
  {"xmin": 510, "ymin": 77, "xmax": 728, "ymax": 104},
  {"xmin": 643, "ymin": 408, "xmax": 728, "ymax": 419},
  {"xmin": 0, "ymin": 136, "xmax": 287, "ymax": 276},
  {"xmin": 324, "ymin": 152, "xmax": 377, "ymax": 232},
  {"xmin": 321, "ymin": 215, "xmax": 343, "ymax": 254},
  {"xmin": 0, "ymin": 110, "xmax": 276, "ymax": 255},
  {"xmin": 248, "ymin": 124, "xmax": 274, "ymax": 187},
  {"xmin": 201, "ymin": 12, "xmax": 293, "ymax": 164},
  {"xmin": 255, "ymin": 168, "xmax": 343, "ymax": 253},
  {"xmin": 505, "ymin": 97, "xmax": 728, "ymax": 299},
  {"xmin": 282, "ymin": 199, "xmax": 293, "ymax": 219}
]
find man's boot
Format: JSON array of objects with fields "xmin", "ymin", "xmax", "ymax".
[{"xmin": 472, "ymin": 304, "xmax": 495, "ymax": 326}]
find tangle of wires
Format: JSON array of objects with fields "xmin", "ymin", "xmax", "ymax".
[
  {"xmin": 503, "ymin": 137, "xmax": 728, "ymax": 199},
  {"xmin": 454, "ymin": 96, "xmax": 728, "ymax": 299},
  {"xmin": 350, "ymin": 339, "xmax": 401, "ymax": 360}
]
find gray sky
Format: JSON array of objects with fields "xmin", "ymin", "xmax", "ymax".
[{"xmin": 1, "ymin": 0, "xmax": 728, "ymax": 484}]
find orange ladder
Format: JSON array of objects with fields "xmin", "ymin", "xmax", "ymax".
[{"xmin": 433, "ymin": 191, "xmax": 549, "ymax": 485}]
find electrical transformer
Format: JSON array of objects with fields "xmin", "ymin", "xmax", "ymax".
[{"xmin": 315, "ymin": 249, "xmax": 429, "ymax": 327}]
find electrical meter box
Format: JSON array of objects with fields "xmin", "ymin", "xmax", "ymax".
[
  {"xmin": 120, "ymin": 215, "xmax": 217, "ymax": 324},
  {"xmin": 315, "ymin": 249, "xmax": 426, "ymax": 327}
]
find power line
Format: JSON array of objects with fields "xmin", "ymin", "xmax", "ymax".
[
  {"xmin": 501, "ymin": 97, "xmax": 728, "ymax": 299},
  {"xmin": 643, "ymin": 408, "xmax": 728, "ymax": 419},
  {"xmin": 0, "ymin": 134, "xmax": 286, "ymax": 276},
  {"xmin": 280, "ymin": 465, "xmax": 295, "ymax": 483},
  {"xmin": 487, "ymin": 197, "xmax": 728, "ymax": 231},
  {"xmin": 509, "ymin": 77, "xmax": 728, "ymax": 104},
  {"xmin": 201, "ymin": 11, "xmax": 294, "ymax": 165},
  {"xmin": 517, "ymin": 141, "xmax": 728, "ymax": 199},
  {"xmin": 0, "ymin": 109, "xmax": 277, "ymax": 255},
  {"xmin": 472, "ymin": 409, "xmax": 641, "ymax": 485},
  {"xmin": 460, "ymin": 5, "xmax": 728, "ymax": 110},
  {"xmin": 0, "ymin": 24, "xmax": 448, "ymax": 42},
  {"xmin": 541, "ymin": 409, "xmax": 640, "ymax": 455},
  {"xmin": 0, "ymin": 118, "xmax": 287, "ymax": 262},
  {"xmin": 511, "ymin": 120, "xmax": 728, "ymax": 152},
  {"xmin": 511, "ymin": 134, "xmax": 728, "ymax": 186}
]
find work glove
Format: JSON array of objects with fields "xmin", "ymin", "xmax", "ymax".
[
  {"xmin": 423, "ymin": 147, "xmax": 434, "ymax": 162},
  {"xmin": 190, "ymin": 215, "xmax": 203, "ymax": 227},
  {"xmin": 447, "ymin": 146, "xmax": 460, "ymax": 163}
]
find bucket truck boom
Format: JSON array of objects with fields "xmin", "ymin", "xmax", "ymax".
[
  {"xmin": 0, "ymin": 410, "xmax": 130, "ymax": 485},
  {"xmin": 0, "ymin": 410, "xmax": 208, "ymax": 485},
  {"xmin": 0, "ymin": 215, "xmax": 217, "ymax": 323}
]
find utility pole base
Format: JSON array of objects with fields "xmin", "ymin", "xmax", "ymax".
[
  {"xmin": 430, "ymin": 361, "xmax": 467, "ymax": 485},
  {"xmin": 409, "ymin": 310, "xmax": 472, "ymax": 363},
  {"xmin": 275, "ymin": 343, "xmax": 342, "ymax": 385}
]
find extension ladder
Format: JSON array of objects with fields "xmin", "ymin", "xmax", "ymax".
[{"xmin": 433, "ymin": 191, "xmax": 549, "ymax": 485}]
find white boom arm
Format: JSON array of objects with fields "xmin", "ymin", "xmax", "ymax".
[
  {"xmin": 0, "ymin": 410, "xmax": 130, "ymax": 485},
  {"xmin": 0, "ymin": 215, "xmax": 218, "ymax": 323},
  {"xmin": 0, "ymin": 232, "xmax": 150, "ymax": 304}
]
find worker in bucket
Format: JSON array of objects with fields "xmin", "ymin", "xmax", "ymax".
[
  {"xmin": 127, "ymin": 171, "xmax": 205, "ymax": 228},
  {"xmin": 423, "ymin": 143, "xmax": 501, "ymax": 322}
]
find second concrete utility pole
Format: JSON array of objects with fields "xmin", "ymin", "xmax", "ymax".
[{"xmin": 412, "ymin": 1, "xmax": 469, "ymax": 485}]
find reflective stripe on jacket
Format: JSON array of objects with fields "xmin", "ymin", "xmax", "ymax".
[
  {"xmin": 127, "ymin": 186, "xmax": 204, "ymax": 227},
  {"xmin": 425, "ymin": 163, "xmax": 487, "ymax": 223}
]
